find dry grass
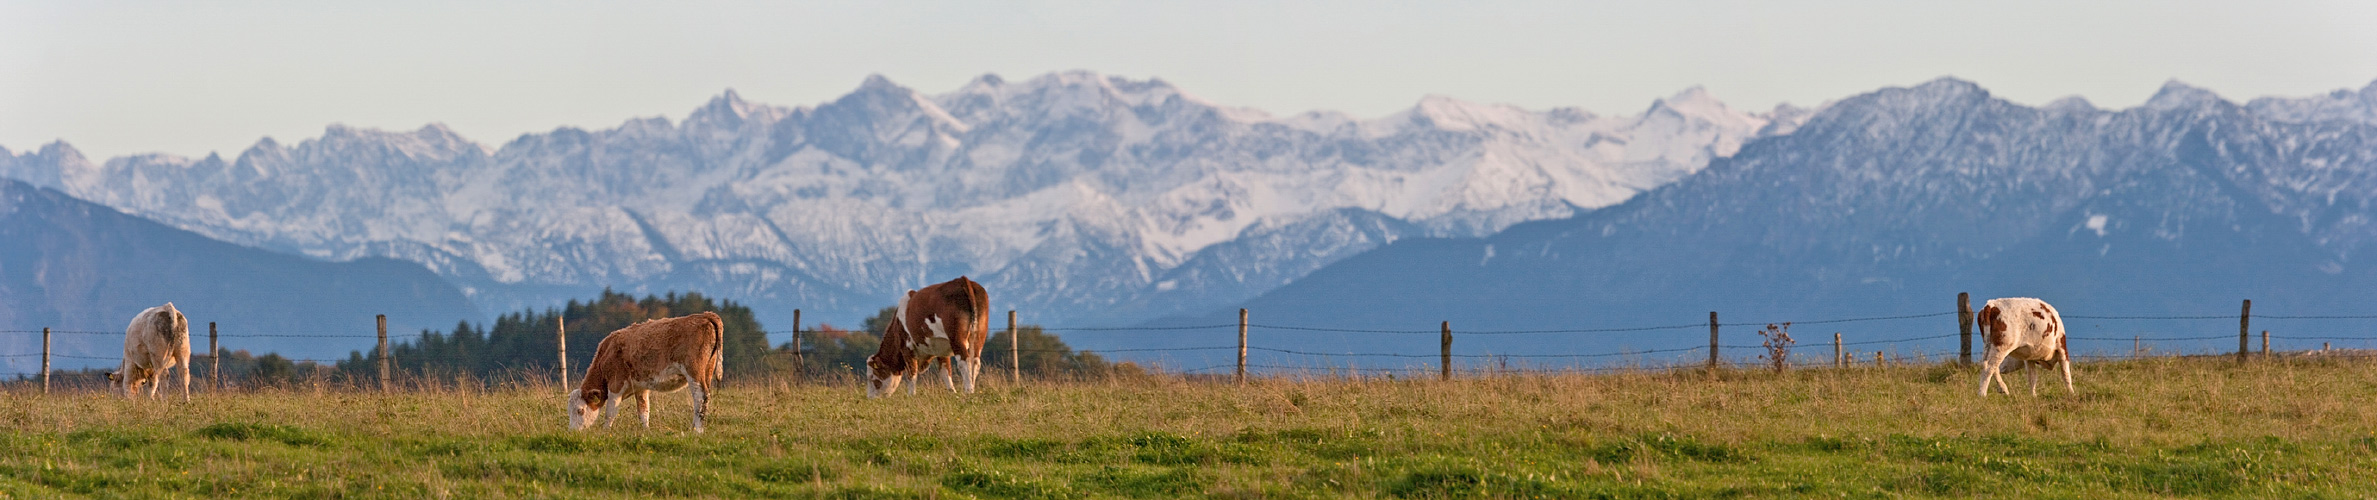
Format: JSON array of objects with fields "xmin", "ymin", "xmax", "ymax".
[{"xmin": 4, "ymin": 356, "xmax": 2376, "ymax": 498}]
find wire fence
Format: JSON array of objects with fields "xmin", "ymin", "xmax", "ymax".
[{"xmin": 8, "ymin": 299, "xmax": 2377, "ymax": 385}]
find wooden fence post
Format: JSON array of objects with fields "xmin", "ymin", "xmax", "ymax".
[
  {"xmin": 376, "ymin": 315, "xmax": 390, "ymax": 392},
  {"xmin": 40, "ymin": 327, "xmax": 49, "ymax": 394},
  {"xmin": 557, "ymin": 315, "xmax": 569, "ymax": 390},
  {"xmin": 1707, "ymin": 312, "xmax": 1720, "ymax": 369},
  {"xmin": 1017, "ymin": 309, "xmax": 1026, "ymax": 385},
  {"xmin": 1957, "ymin": 292, "xmax": 1973, "ymax": 365},
  {"xmin": 208, "ymin": 322, "xmax": 219, "ymax": 391},
  {"xmin": 1236, "ymin": 309, "xmax": 1249, "ymax": 385},
  {"xmin": 2261, "ymin": 330, "xmax": 2269, "ymax": 356},
  {"xmin": 1833, "ymin": 333, "xmax": 1843, "ymax": 369},
  {"xmin": 790, "ymin": 309, "xmax": 803, "ymax": 377},
  {"xmin": 2238, "ymin": 299, "xmax": 2251, "ymax": 363},
  {"xmin": 1874, "ymin": 351, "xmax": 1884, "ymax": 366},
  {"xmin": 1440, "ymin": 321, "xmax": 1452, "ymax": 381}
]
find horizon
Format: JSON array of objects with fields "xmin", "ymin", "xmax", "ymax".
[{"xmin": 5, "ymin": 1, "xmax": 2374, "ymax": 160}]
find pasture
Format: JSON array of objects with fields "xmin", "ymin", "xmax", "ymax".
[{"xmin": 4, "ymin": 355, "xmax": 2376, "ymax": 498}]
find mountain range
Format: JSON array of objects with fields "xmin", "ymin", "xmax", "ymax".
[
  {"xmin": 0, "ymin": 71, "xmax": 1800, "ymax": 331},
  {"xmin": 1178, "ymin": 78, "xmax": 2377, "ymax": 369}
]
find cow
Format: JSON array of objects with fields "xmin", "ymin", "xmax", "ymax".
[
  {"xmin": 1976, "ymin": 297, "xmax": 2074, "ymax": 396},
  {"xmin": 106, "ymin": 303, "xmax": 192, "ymax": 401},
  {"xmin": 567, "ymin": 312, "xmax": 726, "ymax": 432},
  {"xmin": 866, "ymin": 276, "xmax": 990, "ymax": 398}
]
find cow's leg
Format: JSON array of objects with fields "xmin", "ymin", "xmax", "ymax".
[
  {"xmin": 180, "ymin": 358, "xmax": 192, "ymax": 402},
  {"xmin": 939, "ymin": 358, "xmax": 957, "ymax": 393},
  {"xmin": 602, "ymin": 392, "xmax": 620, "ymax": 428},
  {"xmin": 2025, "ymin": 361, "xmax": 2044, "ymax": 397},
  {"xmin": 955, "ymin": 356, "xmax": 979, "ymax": 393},
  {"xmin": 1979, "ymin": 349, "xmax": 2009, "ymax": 396},
  {"xmin": 637, "ymin": 391, "xmax": 652, "ymax": 428},
  {"xmin": 2057, "ymin": 350, "xmax": 2076, "ymax": 394},
  {"xmin": 689, "ymin": 382, "xmax": 710, "ymax": 433}
]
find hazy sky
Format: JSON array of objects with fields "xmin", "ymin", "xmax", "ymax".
[{"xmin": 5, "ymin": 1, "xmax": 2374, "ymax": 160}]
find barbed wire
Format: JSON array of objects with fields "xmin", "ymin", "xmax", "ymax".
[
  {"xmin": 2068, "ymin": 334, "xmax": 2240, "ymax": 341},
  {"xmin": 1044, "ymin": 324, "xmax": 1239, "ymax": 332},
  {"xmin": 2062, "ymin": 314, "xmax": 2233, "ymax": 320},
  {"xmin": 1745, "ymin": 311, "xmax": 1960, "ymax": 326}
]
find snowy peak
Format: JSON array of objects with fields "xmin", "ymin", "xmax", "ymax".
[
  {"xmin": 1647, "ymin": 86, "xmax": 1725, "ymax": 117},
  {"xmin": 685, "ymin": 88, "xmax": 761, "ymax": 130},
  {"xmin": 2144, "ymin": 79, "xmax": 2226, "ymax": 110},
  {"xmin": 2044, "ymin": 95, "xmax": 2098, "ymax": 113},
  {"xmin": 1406, "ymin": 95, "xmax": 1533, "ymax": 132}
]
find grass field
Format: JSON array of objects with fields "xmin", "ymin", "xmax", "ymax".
[{"xmin": 5, "ymin": 355, "xmax": 2377, "ymax": 499}]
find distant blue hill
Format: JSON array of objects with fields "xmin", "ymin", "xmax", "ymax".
[{"xmin": 0, "ymin": 179, "xmax": 482, "ymax": 373}]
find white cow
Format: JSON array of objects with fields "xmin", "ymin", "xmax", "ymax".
[
  {"xmin": 107, "ymin": 303, "xmax": 192, "ymax": 401},
  {"xmin": 1976, "ymin": 297, "xmax": 2074, "ymax": 396}
]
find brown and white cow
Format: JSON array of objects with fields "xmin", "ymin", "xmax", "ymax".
[
  {"xmin": 866, "ymin": 276, "xmax": 990, "ymax": 398},
  {"xmin": 1976, "ymin": 297, "xmax": 2074, "ymax": 396},
  {"xmin": 107, "ymin": 303, "xmax": 192, "ymax": 401},
  {"xmin": 567, "ymin": 312, "xmax": 726, "ymax": 432}
]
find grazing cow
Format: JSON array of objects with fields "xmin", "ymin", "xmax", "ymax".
[
  {"xmin": 866, "ymin": 276, "xmax": 990, "ymax": 398},
  {"xmin": 864, "ymin": 313, "xmax": 922, "ymax": 398},
  {"xmin": 107, "ymin": 303, "xmax": 192, "ymax": 401},
  {"xmin": 1976, "ymin": 297, "xmax": 2074, "ymax": 396},
  {"xmin": 567, "ymin": 312, "xmax": 726, "ymax": 432}
]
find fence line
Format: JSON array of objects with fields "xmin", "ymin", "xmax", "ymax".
[{"xmin": 9, "ymin": 296, "xmax": 2377, "ymax": 386}]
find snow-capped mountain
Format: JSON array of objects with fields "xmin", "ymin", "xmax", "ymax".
[
  {"xmin": 1204, "ymin": 77, "xmax": 2377, "ymax": 366},
  {"xmin": 0, "ymin": 71, "xmax": 1798, "ymax": 327}
]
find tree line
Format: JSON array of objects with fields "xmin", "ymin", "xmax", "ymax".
[{"xmin": 301, "ymin": 290, "xmax": 1127, "ymax": 385}]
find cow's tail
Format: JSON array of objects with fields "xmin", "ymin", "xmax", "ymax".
[
  {"xmin": 158, "ymin": 305, "xmax": 190, "ymax": 353},
  {"xmin": 704, "ymin": 312, "xmax": 726, "ymax": 383}
]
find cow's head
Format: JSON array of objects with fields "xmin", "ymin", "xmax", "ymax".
[
  {"xmin": 105, "ymin": 370, "xmax": 122, "ymax": 387},
  {"xmin": 566, "ymin": 388, "xmax": 608, "ymax": 430},
  {"xmin": 865, "ymin": 354, "xmax": 905, "ymax": 399}
]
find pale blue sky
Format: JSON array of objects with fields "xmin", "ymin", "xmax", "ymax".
[{"xmin": 5, "ymin": 1, "xmax": 2374, "ymax": 160}]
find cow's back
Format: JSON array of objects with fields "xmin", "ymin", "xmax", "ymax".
[
  {"xmin": 593, "ymin": 312, "xmax": 726, "ymax": 384},
  {"xmin": 904, "ymin": 277, "xmax": 989, "ymax": 356},
  {"xmin": 123, "ymin": 304, "xmax": 191, "ymax": 367},
  {"xmin": 1983, "ymin": 298, "xmax": 2063, "ymax": 349}
]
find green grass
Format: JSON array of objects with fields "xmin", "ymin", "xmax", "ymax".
[{"xmin": 5, "ymin": 356, "xmax": 2377, "ymax": 498}]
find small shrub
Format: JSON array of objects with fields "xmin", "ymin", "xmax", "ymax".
[{"xmin": 1757, "ymin": 322, "xmax": 1795, "ymax": 373}]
